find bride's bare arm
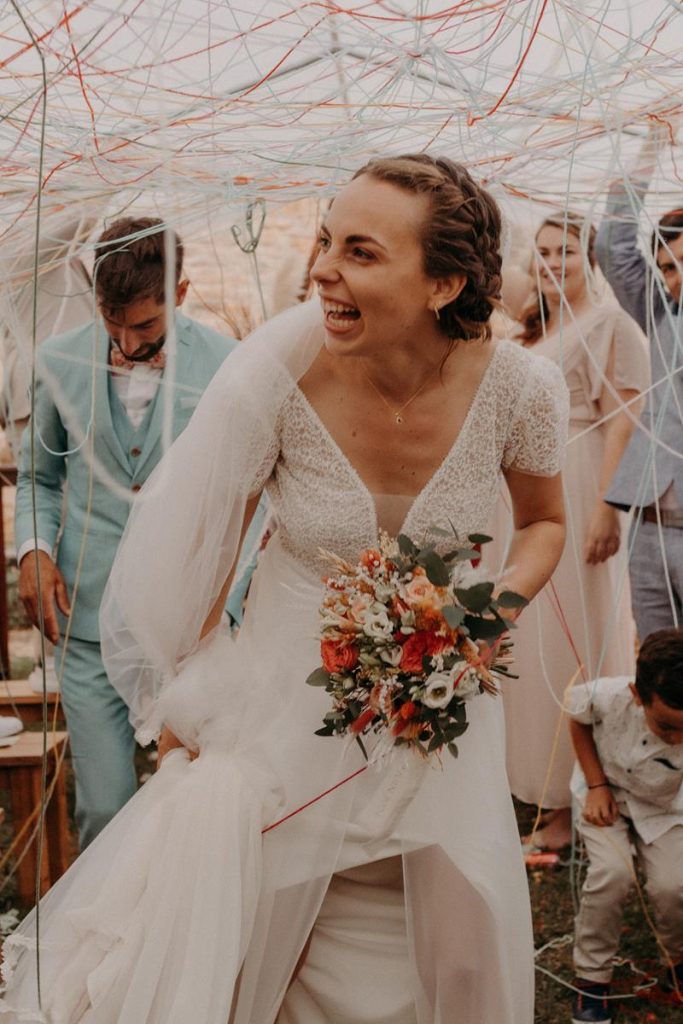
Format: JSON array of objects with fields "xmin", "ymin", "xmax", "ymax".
[
  {"xmin": 158, "ymin": 492, "xmax": 264, "ymax": 764},
  {"xmin": 498, "ymin": 469, "xmax": 565, "ymax": 618}
]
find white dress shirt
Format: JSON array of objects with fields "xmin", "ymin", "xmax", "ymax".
[
  {"xmin": 568, "ymin": 676, "xmax": 683, "ymax": 843},
  {"xmin": 17, "ymin": 364, "xmax": 162, "ymax": 565}
]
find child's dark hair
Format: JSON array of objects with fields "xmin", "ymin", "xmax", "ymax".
[{"xmin": 634, "ymin": 628, "xmax": 683, "ymax": 709}]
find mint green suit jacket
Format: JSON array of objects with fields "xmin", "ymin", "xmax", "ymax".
[{"xmin": 15, "ymin": 312, "xmax": 237, "ymax": 642}]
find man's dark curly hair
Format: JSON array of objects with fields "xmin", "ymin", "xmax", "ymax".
[{"xmin": 94, "ymin": 216, "xmax": 184, "ymax": 313}]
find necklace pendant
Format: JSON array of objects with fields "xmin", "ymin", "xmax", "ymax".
[{"xmin": 395, "ymin": 413, "xmax": 403, "ymax": 425}]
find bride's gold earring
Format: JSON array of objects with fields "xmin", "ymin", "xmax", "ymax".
[{"xmin": 433, "ymin": 305, "xmax": 441, "ymax": 322}]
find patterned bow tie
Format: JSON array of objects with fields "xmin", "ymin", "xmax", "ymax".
[{"xmin": 110, "ymin": 345, "xmax": 166, "ymax": 374}]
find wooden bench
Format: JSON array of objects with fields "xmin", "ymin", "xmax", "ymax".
[
  {"xmin": 0, "ymin": 678, "xmax": 63, "ymax": 726},
  {"xmin": 0, "ymin": 730, "xmax": 71, "ymax": 906}
]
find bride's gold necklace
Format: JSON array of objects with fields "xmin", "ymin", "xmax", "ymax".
[{"xmin": 363, "ymin": 366, "xmax": 439, "ymax": 425}]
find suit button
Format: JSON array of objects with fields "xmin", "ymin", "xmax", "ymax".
[
  {"xmin": 130, "ymin": 446, "xmax": 142, "ymax": 457},
  {"xmin": 131, "ymin": 483, "xmax": 142, "ymax": 493}
]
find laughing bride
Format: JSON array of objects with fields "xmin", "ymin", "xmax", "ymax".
[{"xmin": 0, "ymin": 155, "xmax": 568, "ymax": 1024}]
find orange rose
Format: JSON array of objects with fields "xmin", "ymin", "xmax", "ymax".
[
  {"xmin": 415, "ymin": 606, "xmax": 447, "ymax": 632},
  {"xmin": 321, "ymin": 640, "xmax": 359, "ymax": 674},
  {"xmin": 399, "ymin": 631, "xmax": 450, "ymax": 673}
]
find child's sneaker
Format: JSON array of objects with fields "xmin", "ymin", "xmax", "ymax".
[{"xmin": 571, "ymin": 980, "xmax": 611, "ymax": 1023}]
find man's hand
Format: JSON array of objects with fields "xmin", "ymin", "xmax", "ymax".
[
  {"xmin": 18, "ymin": 550, "xmax": 70, "ymax": 645},
  {"xmin": 583, "ymin": 785, "xmax": 619, "ymax": 827}
]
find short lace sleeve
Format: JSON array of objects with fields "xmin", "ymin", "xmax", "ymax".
[
  {"xmin": 502, "ymin": 355, "xmax": 569, "ymax": 476},
  {"xmin": 248, "ymin": 428, "xmax": 280, "ymax": 495}
]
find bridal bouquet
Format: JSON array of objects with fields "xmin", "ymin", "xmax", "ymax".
[{"xmin": 307, "ymin": 529, "xmax": 527, "ymax": 760}]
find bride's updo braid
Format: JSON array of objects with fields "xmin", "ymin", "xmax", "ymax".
[{"xmin": 352, "ymin": 154, "xmax": 502, "ymax": 342}]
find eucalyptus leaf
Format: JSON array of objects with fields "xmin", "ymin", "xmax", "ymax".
[
  {"xmin": 467, "ymin": 533, "xmax": 493, "ymax": 545},
  {"xmin": 442, "ymin": 604, "xmax": 466, "ymax": 629},
  {"xmin": 427, "ymin": 525, "xmax": 453, "ymax": 538},
  {"xmin": 398, "ymin": 534, "xmax": 417, "ymax": 556},
  {"xmin": 447, "ymin": 742, "xmax": 459, "ymax": 759},
  {"xmin": 420, "ymin": 551, "xmax": 451, "ymax": 586},
  {"xmin": 454, "ymin": 581, "xmax": 495, "ymax": 612},
  {"xmin": 452, "ymin": 702, "xmax": 467, "ymax": 723},
  {"xmin": 464, "ymin": 615, "xmax": 507, "ymax": 640},
  {"xmin": 497, "ymin": 590, "xmax": 530, "ymax": 609},
  {"xmin": 306, "ymin": 667, "xmax": 331, "ymax": 687},
  {"xmin": 444, "ymin": 721, "xmax": 469, "ymax": 740},
  {"xmin": 314, "ymin": 725, "xmax": 335, "ymax": 737},
  {"xmin": 450, "ymin": 548, "xmax": 480, "ymax": 562}
]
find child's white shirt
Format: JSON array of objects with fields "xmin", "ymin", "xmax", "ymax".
[{"xmin": 566, "ymin": 676, "xmax": 683, "ymax": 843}]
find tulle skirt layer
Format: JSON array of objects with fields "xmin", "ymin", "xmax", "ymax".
[{"xmin": 1, "ymin": 538, "xmax": 534, "ymax": 1024}]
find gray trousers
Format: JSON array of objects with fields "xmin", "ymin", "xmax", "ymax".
[
  {"xmin": 628, "ymin": 519, "xmax": 682, "ymax": 640},
  {"xmin": 574, "ymin": 810, "xmax": 683, "ymax": 982}
]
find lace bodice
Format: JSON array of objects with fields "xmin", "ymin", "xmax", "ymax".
[{"xmin": 255, "ymin": 340, "xmax": 568, "ymax": 577}]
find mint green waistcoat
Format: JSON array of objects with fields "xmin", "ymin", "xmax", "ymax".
[{"xmin": 107, "ymin": 375, "xmax": 160, "ymax": 475}]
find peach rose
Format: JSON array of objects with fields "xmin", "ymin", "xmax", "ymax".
[{"xmin": 401, "ymin": 575, "xmax": 439, "ymax": 605}]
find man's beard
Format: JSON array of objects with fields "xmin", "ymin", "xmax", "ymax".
[{"xmin": 110, "ymin": 335, "xmax": 165, "ymax": 363}]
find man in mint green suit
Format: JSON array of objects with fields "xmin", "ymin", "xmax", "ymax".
[{"xmin": 15, "ymin": 216, "xmax": 249, "ymax": 848}]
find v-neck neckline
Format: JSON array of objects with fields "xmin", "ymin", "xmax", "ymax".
[{"xmin": 293, "ymin": 342, "xmax": 502, "ymax": 537}]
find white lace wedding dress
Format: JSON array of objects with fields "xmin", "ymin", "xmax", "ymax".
[{"xmin": 0, "ymin": 338, "xmax": 567, "ymax": 1024}]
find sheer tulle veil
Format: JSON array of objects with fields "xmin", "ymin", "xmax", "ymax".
[{"xmin": 100, "ymin": 300, "xmax": 325, "ymax": 744}]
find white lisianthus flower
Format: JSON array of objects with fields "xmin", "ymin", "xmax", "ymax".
[
  {"xmin": 363, "ymin": 610, "xmax": 393, "ymax": 639},
  {"xmin": 451, "ymin": 660, "xmax": 482, "ymax": 700},
  {"xmin": 422, "ymin": 672, "xmax": 454, "ymax": 709},
  {"xmin": 379, "ymin": 645, "xmax": 403, "ymax": 667}
]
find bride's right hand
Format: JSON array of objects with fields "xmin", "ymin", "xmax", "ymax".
[{"xmin": 157, "ymin": 725, "xmax": 188, "ymax": 766}]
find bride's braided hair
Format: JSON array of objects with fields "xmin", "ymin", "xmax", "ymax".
[{"xmin": 352, "ymin": 154, "xmax": 502, "ymax": 342}]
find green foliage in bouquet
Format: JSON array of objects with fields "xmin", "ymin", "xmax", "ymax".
[{"xmin": 306, "ymin": 528, "xmax": 528, "ymax": 759}]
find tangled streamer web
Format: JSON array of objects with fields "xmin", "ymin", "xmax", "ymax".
[
  {"xmin": 2, "ymin": 1, "xmax": 682, "ymax": 233},
  {"xmin": 0, "ymin": 1, "xmax": 682, "ymax": 1008}
]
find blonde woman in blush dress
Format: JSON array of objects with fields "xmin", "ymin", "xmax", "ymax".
[{"xmin": 494, "ymin": 213, "xmax": 650, "ymax": 851}]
